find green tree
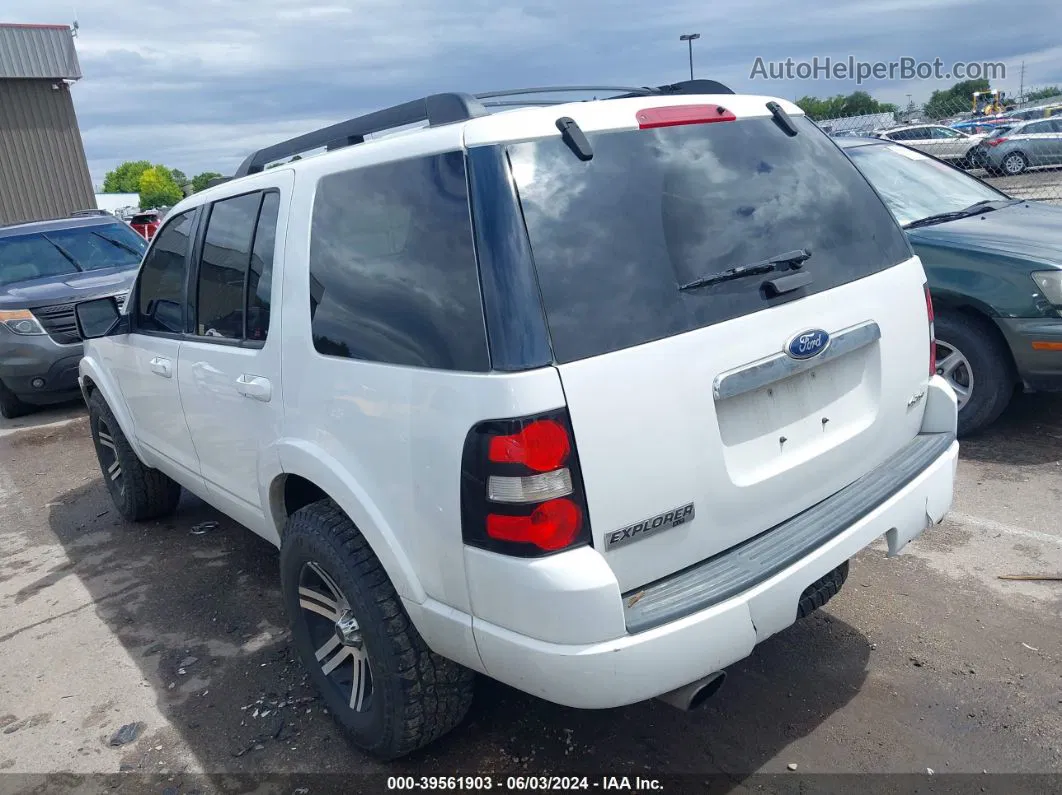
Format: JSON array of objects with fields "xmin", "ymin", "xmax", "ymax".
[
  {"xmin": 170, "ymin": 168, "xmax": 189, "ymax": 188},
  {"xmin": 795, "ymin": 91, "xmax": 897, "ymax": 121},
  {"xmin": 924, "ymin": 78, "xmax": 992, "ymax": 119},
  {"xmin": 139, "ymin": 166, "xmax": 183, "ymax": 209},
  {"xmin": 191, "ymin": 171, "xmax": 224, "ymax": 192},
  {"xmin": 102, "ymin": 160, "xmax": 152, "ymax": 193},
  {"xmin": 1025, "ymin": 86, "xmax": 1061, "ymax": 103}
]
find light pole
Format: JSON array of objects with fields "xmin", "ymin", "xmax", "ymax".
[{"xmin": 680, "ymin": 33, "xmax": 700, "ymax": 81}]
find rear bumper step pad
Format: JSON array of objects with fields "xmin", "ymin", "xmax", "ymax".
[{"xmin": 622, "ymin": 431, "xmax": 956, "ymax": 633}]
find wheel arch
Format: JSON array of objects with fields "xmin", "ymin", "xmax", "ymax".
[
  {"xmin": 932, "ymin": 300, "xmax": 1019, "ymax": 383},
  {"xmin": 268, "ymin": 442, "xmax": 426, "ymax": 605},
  {"xmin": 79, "ymin": 357, "xmax": 147, "ymax": 461}
]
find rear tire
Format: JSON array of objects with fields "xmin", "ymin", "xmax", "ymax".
[
  {"xmin": 0, "ymin": 380, "xmax": 32, "ymax": 420},
  {"xmin": 1001, "ymin": 151, "xmax": 1029, "ymax": 175},
  {"xmin": 933, "ymin": 312, "xmax": 1015, "ymax": 436},
  {"xmin": 87, "ymin": 390, "xmax": 182, "ymax": 521},
  {"xmin": 280, "ymin": 499, "xmax": 474, "ymax": 760}
]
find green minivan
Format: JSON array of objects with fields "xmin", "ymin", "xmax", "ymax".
[{"xmin": 839, "ymin": 136, "xmax": 1062, "ymax": 436}]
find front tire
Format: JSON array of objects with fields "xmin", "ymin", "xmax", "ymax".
[
  {"xmin": 0, "ymin": 380, "xmax": 32, "ymax": 420},
  {"xmin": 933, "ymin": 312, "xmax": 1015, "ymax": 436},
  {"xmin": 280, "ymin": 499, "xmax": 474, "ymax": 760},
  {"xmin": 87, "ymin": 390, "xmax": 182, "ymax": 521}
]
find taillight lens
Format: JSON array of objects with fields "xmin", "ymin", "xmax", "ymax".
[
  {"xmin": 488, "ymin": 418, "xmax": 570, "ymax": 472},
  {"xmin": 986, "ymin": 137, "xmax": 1007, "ymax": 146},
  {"xmin": 925, "ymin": 283, "xmax": 936, "ymax": 377},
  {"xmin": 636, "ymin": 104, "xmax": 736, "ymax": 129},
  {"xmin": 461, "ymin": 408, "xmax": 592, "ymax": 557}
]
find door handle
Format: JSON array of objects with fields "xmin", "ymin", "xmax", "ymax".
[
  {"xmin": 235, "ymin": 374, "xmax": 272, "ymax": 402},
  {"xmin": 149, "ymin": 356, "xmax": 172, "ymax": 378}
]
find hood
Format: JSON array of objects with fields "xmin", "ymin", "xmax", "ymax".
[
  {"xmin": 907, "ymin": 201, "xmax": 1062, "ymax": 265},
  {"xmin": 0, "ymin": 264, "xmax": 138, "ymax": 310}
]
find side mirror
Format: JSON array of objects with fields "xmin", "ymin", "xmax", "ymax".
[{"xmin": 75, "ymin": 296, "xmax": 127, "ymax": 340}]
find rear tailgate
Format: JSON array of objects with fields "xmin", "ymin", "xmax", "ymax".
[{"xmin": 507, "ymin": 102, "xmax": 931, "ymax": 592}]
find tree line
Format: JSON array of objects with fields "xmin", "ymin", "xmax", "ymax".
[
  {"xmin": 101, "ymin": 161, "xmax": 224, "ymax": 209},
  {"xmin": 796, "ymin": 80, "xmax": 1061, "ymax": 123}
]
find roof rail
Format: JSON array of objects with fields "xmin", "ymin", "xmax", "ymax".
[
  {"xmin": 232, "ymin": 92, "xmax": 488, "ymax": 177},
  {"xmin": 205, "ymin": 176, "xmax": 233, "ymax": 189},
  {"xmin": 228, "ymin": 80, "xmax": 735, "ymax": 179},
  {"xmin": 474, "ymin": 86, "xmax": 657, "ymax": 99}
]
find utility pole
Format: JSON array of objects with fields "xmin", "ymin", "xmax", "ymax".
[
  {"xmin": 679, "ymin": 33, "xmax": 700, "ymax": 81},
  {"xmin": 1019, "ymin": 61, "xmax": 1025, "ymax": 105}
]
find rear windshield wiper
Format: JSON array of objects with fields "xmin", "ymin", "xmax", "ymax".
[
  {"xmin": 680, "ymin": 249, "xmax": 812, "ymax": 291},
  {"xmin": 903, "ymin": 199, "xmax": 1016, "ymax": 230}
]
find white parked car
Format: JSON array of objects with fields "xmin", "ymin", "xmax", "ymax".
[
  {"xmin": 873, "ymin": 123, "xmax": 986, "ymax": 167},
  {"xmin": 73, "ymin": 81, "xmax": 959, "ymax": 759}
]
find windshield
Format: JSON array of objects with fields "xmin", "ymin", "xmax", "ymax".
[
  {"xmin": 845, "ymin": 144, "xmax": 1006, "ymax": 227},
  {"xmin": 507, "ymin": 114, "xmax": 912, "ymax": 363},
  {"xmin": 0, "ymin": 222, "xmax": 147, "ymax": 288}
]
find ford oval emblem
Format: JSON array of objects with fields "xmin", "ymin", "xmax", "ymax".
[{"xmin": 786, "ymin": 328, "xmax": 830, "ymax": 359}]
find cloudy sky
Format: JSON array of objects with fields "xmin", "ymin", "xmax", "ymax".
[{"xmin": 6, "ymin": 0, "xmax": 1061, "ymax": 188}]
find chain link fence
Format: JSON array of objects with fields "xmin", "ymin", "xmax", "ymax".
[{"xmin": 812, "ymin": 92, "xmax": 1062, "ymax": 205}]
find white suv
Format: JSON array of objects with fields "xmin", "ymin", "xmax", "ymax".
[{"xmin": 73, "ymin": 81, "xmax": 959, "ymax": 760}]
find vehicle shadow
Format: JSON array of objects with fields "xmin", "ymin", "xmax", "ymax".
[
  {"xmin": 38, "ymin": 470, "xmax": 869, "ymax": 789},
  {"xmin": 958, "ymin": 392, "xmax": 1062, "ymax": 466}
]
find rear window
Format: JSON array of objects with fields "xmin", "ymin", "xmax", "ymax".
[
  {"xmin": 0, "ymin": 222, "xmax": 147, "ymax": 288},
  {"xmin": 507, "ymin": 114, "xmax": 913, "ymax": 363}
]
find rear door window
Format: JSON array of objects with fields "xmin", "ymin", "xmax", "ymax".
[
  {"xmin": 507, "ymin": 114, "xmax": 913, "ymax": 364},
  {"xmin": 196, "ymin": 193, "xmax": 260, "ymax": 339}
]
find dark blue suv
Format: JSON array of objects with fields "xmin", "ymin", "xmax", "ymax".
[{"xmin": 0, "ymin": 214, "xmax": 147, "ymax": 418}]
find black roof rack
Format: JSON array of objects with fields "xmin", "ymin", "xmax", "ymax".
[{"xmin": 230, "ymin": 80, "xmax": 734, "ymax": 178}]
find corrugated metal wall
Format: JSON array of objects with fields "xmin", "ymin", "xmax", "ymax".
[
  {"xmin": 0, "ymin": 25, "xmax": 82, "ymax": 80},
  {"xmin": 0, "ymin": 79, "xmax": 96, "ymax": 225}
]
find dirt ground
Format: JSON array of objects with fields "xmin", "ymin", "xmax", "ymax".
[{"xmin": 0, "ymin": 393, "xmax": 1060, "ymax": 794}]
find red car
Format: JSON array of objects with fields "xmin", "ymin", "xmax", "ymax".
[{"xmin": 129, "ymin": 210, "xmax": 161, "ymax": 240}]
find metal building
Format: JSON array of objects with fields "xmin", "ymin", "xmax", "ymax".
[{"xmin": 0, "ymin": 23, "xmax": 95, "ymax": 225}]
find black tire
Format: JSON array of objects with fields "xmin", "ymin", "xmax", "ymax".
[
  {"xmin": 934, "ymin": 312, "xmax": 1015, "ymax": 437},
  {"xmin": 87, "ymin": 390, "xmax": 182, "ymax": 521},
  {"xmin": 280, "ymin": 499, "xmax": 474, "ymax": 760},
  {"xmin": 797, "ymin": 560, "xmax": 849, "ymax": 619},
  {"xmin": 0, "ymin": 380, "xmax": 32, "ymax": 420}
]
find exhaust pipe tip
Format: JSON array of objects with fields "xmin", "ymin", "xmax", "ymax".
[{"xmin": 655, "ymin": 671, "xmax": 726, "ymax": 711}]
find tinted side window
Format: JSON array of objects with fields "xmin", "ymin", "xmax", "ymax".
[
  {"xmin": 137, "ymin": 210, "xmax": 194, "ymax": 334},
  {"xmin": 197, "ymin": 193, "xmax": 260, "ymax": 339},
  {"xmin": 308, "ymin": 152, "xmax": 489, "ymax": 371},
  {"xmin": 247, "ymin": 192, "xmax": 279, "ymax": 341}
]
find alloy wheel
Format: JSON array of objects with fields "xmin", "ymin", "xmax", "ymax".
[
  {"xmin": 935, "ymin": 340, "xmax": 973, "ymax": 410},
  {"xmin": 1002, "ymin": 154, "xmax": 1026, "ymax": 175},
  {"xmin": 298, "ymin": 561, "xmax": 374, "ymax": 713},
  {"xmin": 95, "ymin": 418, "xmax": 124, "ymax": 497}
]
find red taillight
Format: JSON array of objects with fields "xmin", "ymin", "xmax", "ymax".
[
  {"xmin": 637, "ymin": 104, "xmax": 736, "ymax": 130},
  {"xmin": 925, "ymin": 283, "xmax": 936, "ymax": 376},
  {"xmin": 486, "ymin": 498, "xmax": 582, "ymax": 551},
  {"xmin": 488, "ymin": 419, "xmax": 570, "ymax": 472},
  {"xmin": 986, "ymin": 137, "xmax": 1007, "ymax": 147},
  {"xmin": 462, "ymin": 409, "xmax": 591, "ymax": 557}
]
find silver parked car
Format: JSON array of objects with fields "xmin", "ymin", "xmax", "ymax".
[
  {"xmin": 873, "ymin": 123, "xmax": 985, "ymax": 167},
  {"xmin": 976, "ymin": 117, "xmax": 1062, "ymax": 175}
]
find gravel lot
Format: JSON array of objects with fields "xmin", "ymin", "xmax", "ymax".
[
  {"xmin": 980, "ymin": 166, "xmax": 1062, "ymax": 205},
  {"xmin": 1, "ymin": 395, "xmax": 1061, "ymax": 793}
]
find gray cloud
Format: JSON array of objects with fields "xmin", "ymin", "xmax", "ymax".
[{"xmin": 6, "ymin": 0, "xmax": 1060, "ymax": 186}]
